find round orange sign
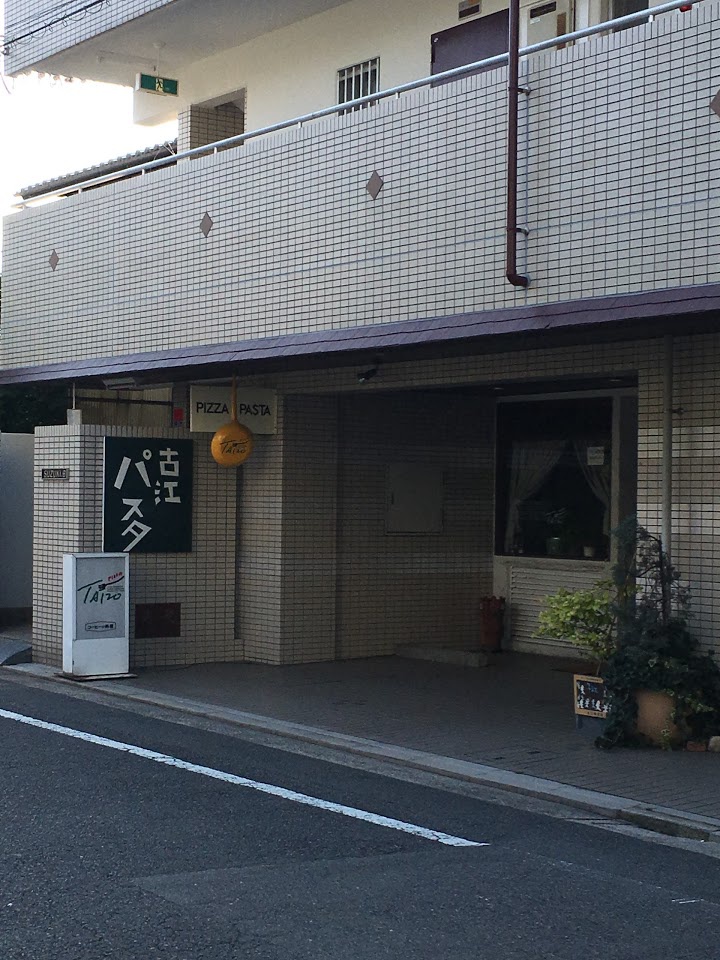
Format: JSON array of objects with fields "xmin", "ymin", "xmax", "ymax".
[{"xmin": 211, "ymin": 420, "xmax": 254, "ymax": 467}]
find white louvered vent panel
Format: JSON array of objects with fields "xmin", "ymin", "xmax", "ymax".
[{"xmin": 509, "ymin": 563, "xmax": 610, "ymax": 652}]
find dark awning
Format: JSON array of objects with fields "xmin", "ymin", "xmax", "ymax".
[{"xmin": 1, "ymin": 282, "xmax": 719, "ymax": 386}]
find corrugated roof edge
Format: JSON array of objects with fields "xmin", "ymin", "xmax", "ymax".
[
  {"xmin": 19, "ymin": 141, "xmax": 178, "ymax": 199},
  {"xmin": 1, "ymin": 283, "xmax": 718, "ymax": 385}
]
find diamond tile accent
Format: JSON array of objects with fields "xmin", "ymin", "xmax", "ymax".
[
  {"xmin": 711, "ymin": 90, "xmax": 720, "ymax": 119},
  {"xmin": 48, "ymin": 250, "xmax": 59, "ymax": 271},
  {"xmin": 366, "ymin": 171, "xmax": 384, "ymax": 201},
  {"xmin": 200, "ymin": 213, "xmax": 214, "ymax": 237}
]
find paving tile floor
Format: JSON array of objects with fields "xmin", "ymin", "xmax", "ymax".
[{"xmin": 125, "ymin": 654, "xmax": 720, "ymax": 819}]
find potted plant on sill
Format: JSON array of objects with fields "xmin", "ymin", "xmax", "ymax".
[
  {"xmin": 543, "ymin": 507, "xmax": 571, "ymax": 557},
  {"xmin": 599, "ymin": 523, "xmax": 720, "ymax": 749}
]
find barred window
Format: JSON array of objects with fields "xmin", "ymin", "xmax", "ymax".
[{"xmin": 338, "ymin": 58, "xmax": 380, "ymax": 112}]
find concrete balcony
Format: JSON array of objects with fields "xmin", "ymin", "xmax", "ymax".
[
  {"xmin": 3, "ymin": 0, "xmax": 351, "ymax": 81},
  {"xmin": 2, "ymin": 4, "xmax": 719, "ymax": 376}
]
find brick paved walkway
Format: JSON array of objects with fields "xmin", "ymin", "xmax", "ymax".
[{"xmin": 124, "ymin": 654, "xmax": 720, "ymax": 820}]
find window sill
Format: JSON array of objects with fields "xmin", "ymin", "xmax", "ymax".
[{"xmin": 494, "ymin": 554, "xmax": 611, "ymax": 567}]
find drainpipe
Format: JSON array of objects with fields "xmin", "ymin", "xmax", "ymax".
[
  {"xmin": 662, "ymin": 335, "xmax": 673, "ymax": 558},
  {"xmin": 506, "ymin": 0, "xmax": 529, "ymax": 288}
]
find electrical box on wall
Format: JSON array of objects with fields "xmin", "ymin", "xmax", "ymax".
[
  {"xmin": 522, "ymin": 0, "xmax": 573, "ymax": 45},
  {"xmin": 385, "ymin": 463, "xmax": 444, "ymax": 534}
]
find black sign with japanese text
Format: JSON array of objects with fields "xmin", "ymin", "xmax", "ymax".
[
  {"xmin": 103, "ymin": 438, "xmax": 193, "ymax": 553},
  {"xmin": 573, "ymin": 674, "xmax": 608, "ymax": 719}
]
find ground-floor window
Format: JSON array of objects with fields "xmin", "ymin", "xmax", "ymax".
[{"xmin": 495, "ymin": 397, "xmax": 613, "ymax": 560}]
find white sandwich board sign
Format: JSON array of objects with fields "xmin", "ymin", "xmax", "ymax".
[{"xmin": 62, "ymin": 553, "xmax": 130, "ymax": 678}]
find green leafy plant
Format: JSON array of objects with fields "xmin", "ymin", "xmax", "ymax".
[
  {"xmin": 600, "ymin": 520, "xmax": 720, "ymax": 748},
  {"xmin": 0, "ymin": 384, "xmax": 68, "ymax": 433},
  {"xmin": 536, "ymin": 581, "xmax": 615, "ymax": 671}
]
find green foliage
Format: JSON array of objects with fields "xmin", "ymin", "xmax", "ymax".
[
  {"xmin": 536, "ymin": 581, "xmax": 615, "ymax": 668},
  {"xmin": 0, "ymin": 385, "xmax": 68, "ymax": 433},
  {"xmin": 599, "ymin": 520, "xmax": 720, "ymax": 748}
]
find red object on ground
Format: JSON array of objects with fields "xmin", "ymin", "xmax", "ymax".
[{"xmin": 480, "ymin": 596, "xmax": 506, "ymax": 652}]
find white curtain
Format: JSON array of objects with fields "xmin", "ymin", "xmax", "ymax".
[
  {"xmin": 503, "ymin": 440, "xmax": 566, "ymax": 553},
  {"xmin": 574, "ymin": 440, "xmax": 612, "ymax": 534}
]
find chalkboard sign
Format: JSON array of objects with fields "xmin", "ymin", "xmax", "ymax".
[{"xmin": 573, "ymin": 674, "xmax": 608, "ymax": 718}]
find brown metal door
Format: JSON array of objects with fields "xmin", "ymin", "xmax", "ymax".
[{"xmin": 431, "ymin": 11, "xmax": 509, "ymax": 83}]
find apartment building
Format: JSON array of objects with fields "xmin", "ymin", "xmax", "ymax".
[{"xmin": 2, "ymin": 0, "xmax": 719, "ymax": 669}]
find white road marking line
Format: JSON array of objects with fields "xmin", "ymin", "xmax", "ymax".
[
  {"xmin": 0, "ymin": 708, "xmax": 487, "ymax": 848},
  {"xmin": 672, "ymin": 899, "xmax": 702, "ymax": 904}
]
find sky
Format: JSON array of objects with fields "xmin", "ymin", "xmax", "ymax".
[{"xmin": 0, "ymin": 70, "xmax": 177, "ymax": 256}]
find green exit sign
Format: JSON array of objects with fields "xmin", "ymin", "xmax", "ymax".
[{"xmin": 135, "ymin": 73, "xmax": 179, "ymax": 96}]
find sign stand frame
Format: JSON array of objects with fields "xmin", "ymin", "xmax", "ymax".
[{"xmin": 62, "ymin": 553, "xmax": 134, "ymax": 680}]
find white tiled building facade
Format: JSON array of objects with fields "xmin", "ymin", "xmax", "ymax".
[{"xmin": 3, "ymin": 0, "xmax": 720, "ymax": 668}]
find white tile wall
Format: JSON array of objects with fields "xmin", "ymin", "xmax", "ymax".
[
  {"xmin": 33, "ymin": 424, "xmax": 237, "ymax": 668},
  {"xmin": 15, "ymin": 3, "xmax": 720, "ymax": 669},
  {"xmin": 336, "ymin": 391, "xmax": 494, "ymax": 658},
  {"xmin": 30, "ymin": 331, "xmax": 720, "ymax": 666},
  {"xmin": 3, "ymin": 7, "xmax": 718, "ymax": 370},
  {"xmin": 230, "ymin": 332, "xmax": 720, "ymax": 661}
]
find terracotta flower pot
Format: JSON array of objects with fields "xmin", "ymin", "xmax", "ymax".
[
  {"xmin": 634, "ymin": 689, "xmax": 682, "ymax": 746},
  {"xmin": 479, "ymin": 596, "xmax": 505, "ymax": 652}
]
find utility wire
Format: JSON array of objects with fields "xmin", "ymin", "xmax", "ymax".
[{"xmin": 3, "ymin": 0, "xmax": 111, "ymax": 55}]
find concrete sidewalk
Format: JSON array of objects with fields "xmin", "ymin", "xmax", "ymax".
[{"xmin": 6, "ymin": 652, "xmax": 720, "ymax": 839}]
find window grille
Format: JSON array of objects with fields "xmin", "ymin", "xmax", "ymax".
[{"xmin": 337, "ymin": 58, "xmax": 380, "ymax": 112}]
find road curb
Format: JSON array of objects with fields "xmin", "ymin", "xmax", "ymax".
[{"xmin": 5, "ymin": 662, "xmax": 720, "ymax": 843}]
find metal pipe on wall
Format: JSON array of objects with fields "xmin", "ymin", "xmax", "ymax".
[
  {"xmin": 506, "ymin": 0, "xmax": 529, "ymax": 288},
  {"xmin": 662, "ymin": 335, "xmax": 673, "ymax": 557}
]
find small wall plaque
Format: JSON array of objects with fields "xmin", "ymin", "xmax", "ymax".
[{"xmin": 42, "ymin": 468, "xmax": 69, "ymax": 480}]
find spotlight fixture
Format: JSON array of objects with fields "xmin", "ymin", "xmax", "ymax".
[{"xmin": 357, "ymin": 357, "xmax": 382, "ymax": 384}]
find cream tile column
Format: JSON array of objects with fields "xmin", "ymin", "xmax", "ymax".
[{"xmin": 33, "ymin": 424, "xmax": 238, "ymax": 668}]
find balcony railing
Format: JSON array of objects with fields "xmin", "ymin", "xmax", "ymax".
[
  {"xmin": 1, "ymin": 0, "xmax": 716, "ymax": 374},
  {"xmin": 13, "ymin": 0, "xmax": 700, "ymax": 208}
]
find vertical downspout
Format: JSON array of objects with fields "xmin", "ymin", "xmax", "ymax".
[
  {"xmin": 662, "ymin": 335, "xmax": 673, "ymax": 559},
  {"xmin": 506, "ymin": 0, "xmax": 529, "ymax": 288}
]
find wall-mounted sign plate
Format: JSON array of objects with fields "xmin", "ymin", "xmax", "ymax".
[
  {"xmin": 190, "ymin": 386, "xmax": 277, "ymax": 435},
  {"xmin": 42, "ymin": 468, "xmax": 69, "ymax": 480}
]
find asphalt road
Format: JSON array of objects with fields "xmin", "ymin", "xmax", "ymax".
[{"xmin": 1, "ymin": 674, "xmax": 719, "ymax": 960}]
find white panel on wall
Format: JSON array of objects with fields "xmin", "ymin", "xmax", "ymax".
[{"xmin": 386, "ymin": 463, "xmax": 444, "ymax": 534}]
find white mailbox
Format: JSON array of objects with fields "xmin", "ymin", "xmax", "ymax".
[{"xmin": 63, "ymin": 553, "xmax": 130, "ymax": 678}]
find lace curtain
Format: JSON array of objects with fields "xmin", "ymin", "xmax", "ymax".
[
  {"xmin": 503, "ymin": 440, "xmax": 566, "ymax": 553},
  {"xmin": 573, "ymin": 440, "xmax": 611, "ymax": 534}
]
